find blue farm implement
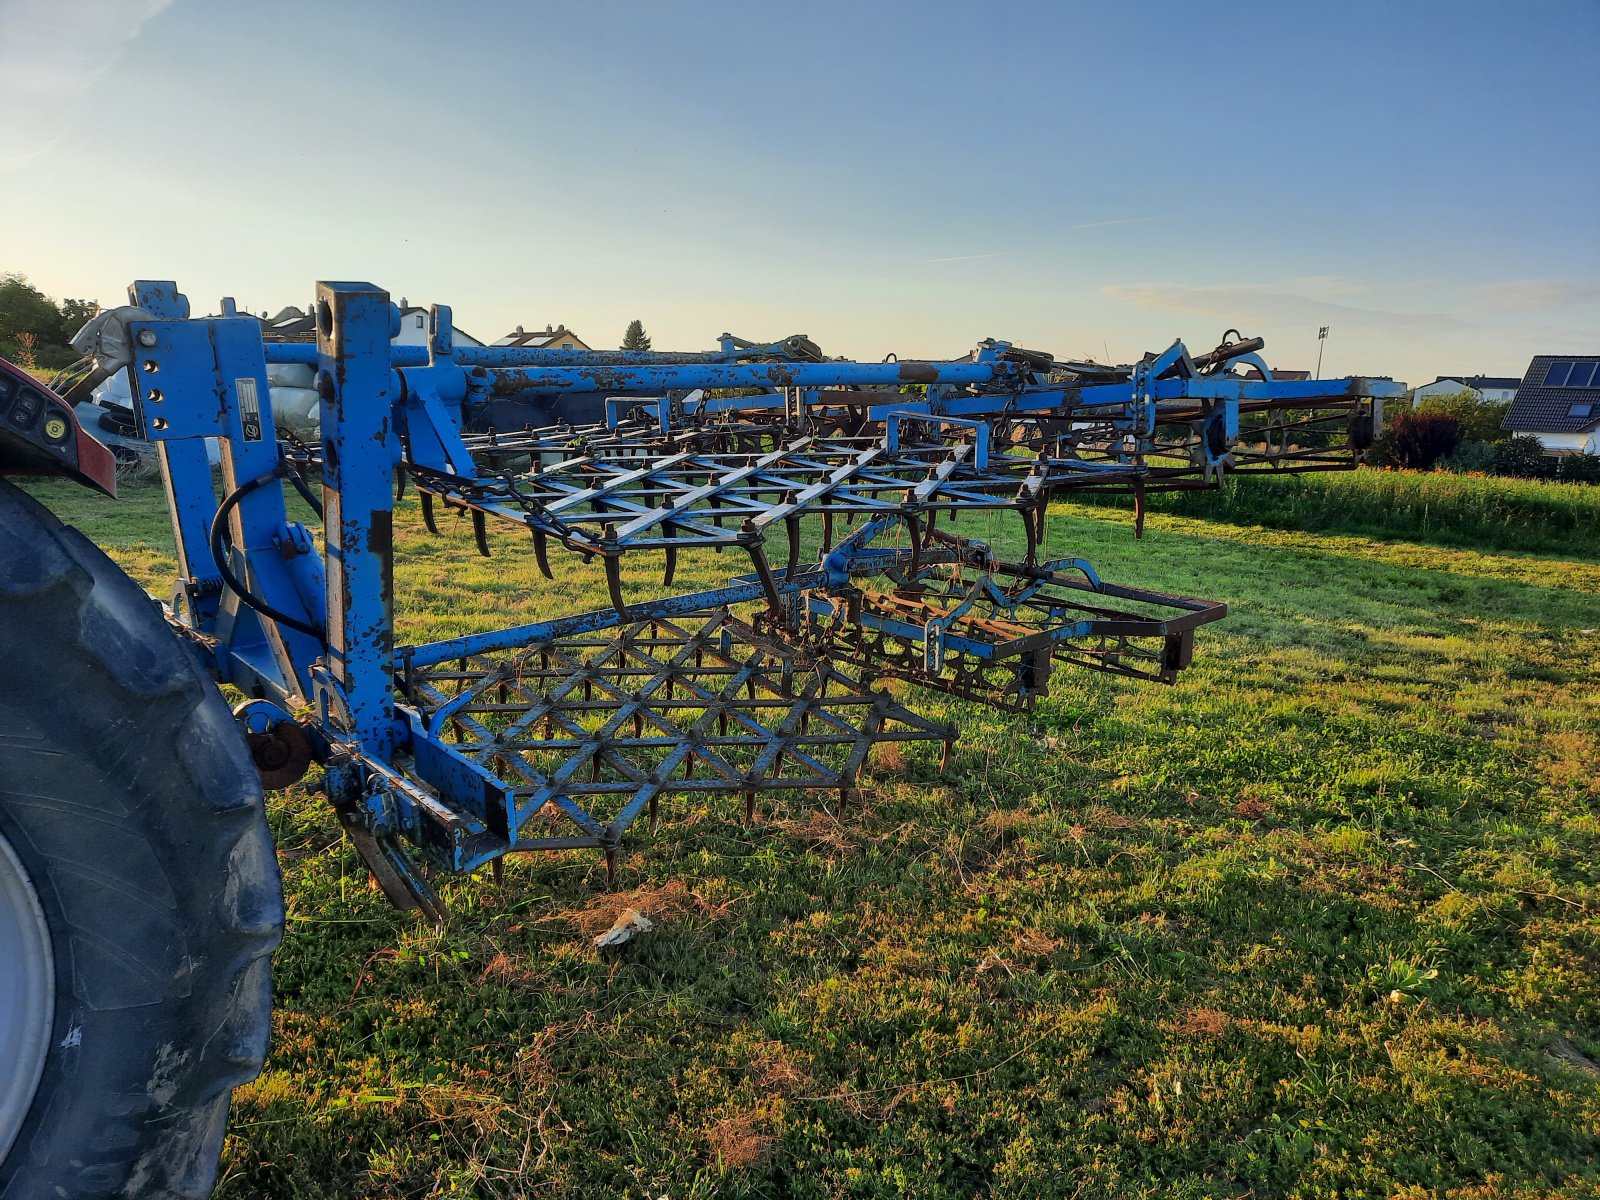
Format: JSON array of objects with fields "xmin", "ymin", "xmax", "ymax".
[
  {"xmin": 0, "ymin": 279, "xmax": 1402, "ymax": 1199},
  {"xmin": 87, "ymin": 279, "xmax": 1398, "ymax": 912}
]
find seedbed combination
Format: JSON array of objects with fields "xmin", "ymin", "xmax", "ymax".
[{"xmin": 0, "ymin": 280, "xmax": 1400, "ymax": 1198}]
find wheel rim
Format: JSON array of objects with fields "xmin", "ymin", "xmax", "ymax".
[{"xmin": 0, "ymin": 826, "xmax": 54, "ymax": 1165}]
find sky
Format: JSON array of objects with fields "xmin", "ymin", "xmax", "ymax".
[{"xmin": 0, "ymin": 0, "xmax": 1596, "ymax": 385}]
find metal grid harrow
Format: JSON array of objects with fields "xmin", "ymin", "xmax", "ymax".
[
  {"xmin": 789, "ymin": 555, "xmax": 1228, "ymax": 711},
  {"xmin": 400, "ymin": 608, "xmax": 954, "ymax": 866}
]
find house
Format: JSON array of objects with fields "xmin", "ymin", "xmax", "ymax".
[
  {"xmin": 1501, "ymin": 355, "xmax": 1600, "ymax": 455},
  {"xmin": 258, "ymin": 306, "xmax": 316, "ymax": 342},
  {"xmin": 256, "ymin": 301, "xmax": 484, "ymax": 348},
  {"xmin": 1412, "ymin": 375, "xmax": 1521, "ymax": 406},
  {"xmin": 1240, "ymin": 367, "xmax": 1311, "ymax": 381},
  {"xmin": 392, "ymin": 299, "xmax": 484, "ymax": 348},
  {"xmin": 494, "ymin": 324, "xmax": 590, "ymax": 352}
]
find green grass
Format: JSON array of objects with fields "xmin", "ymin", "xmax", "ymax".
[
  {"xmin": 20, "ymin": 475, "xmax": 1600, "ymax": 1199},
  {"xmin": 1078, "ymin": 469, "xmax": 1600, "ymax": 558}
]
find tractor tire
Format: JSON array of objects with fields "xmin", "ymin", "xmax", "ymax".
[{"xmin": 0, "ymin": 479, "xmax": 283, "ymax": 1200}]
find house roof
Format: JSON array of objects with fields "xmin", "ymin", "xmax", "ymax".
[
  {"xmin": 259, "ymin": 309, "xmax": 316, "ymax": 342},
  {"xmin": 1426, "ymin": 375, "xmax": 1522, "ymax": 390},
  {"xmin": 1240, "ymin": 367, "xmax": 1311, "ymax": 381},
  {"xmin": 495, "ymin": 325, "xmax": 583, "ymax": 348},
  {"xmin": 1502, "ymin": 355, "xmax": 1600, "ymax": 434}
]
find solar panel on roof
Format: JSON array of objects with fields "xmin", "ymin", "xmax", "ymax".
[{"xmin": 1546, "ymin": 362, "xmax": 1572, "ymax": 386}]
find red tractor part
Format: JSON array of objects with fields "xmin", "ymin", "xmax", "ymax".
[{"xmin": 0, "ymin": 358, "xmax": 118, "ymax": 497}]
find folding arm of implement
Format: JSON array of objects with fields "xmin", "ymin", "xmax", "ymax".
[{"xmin": 111, "ymin": 280, "xmax": 1401, "ymax": 912}]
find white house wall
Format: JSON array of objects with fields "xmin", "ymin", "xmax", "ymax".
[
  {"xmin": 1534, "ymin": 429, "xmax": 1600, "ymax": 455},
  {"xmin": 1412, "ymin": 381, "xmax": 1519, "ymax": 406}
]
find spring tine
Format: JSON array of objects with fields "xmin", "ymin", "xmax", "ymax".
[
  {"xmin": 471, "ymin": 509, "xmax": 492, "ymax": 557},
  {"xmin": 1021, "ymin": 506, "xmax": 1038, "ymax": 565},
  {"xmin": 647, "ymin": 792, "xmax": 659, "ymax": 831},
  {"xmin": 821, "ymin": 509, "xmax": 834, "ymax": 552},
  {"xmin": 603, "ymin": 847, "xmax": 617, "ymax": 890},
  {"xmin": 1133, "ymin": 481, "xmax": 1147, "ymax": 539},
  {"xmin": 784, "ymin": 515, "xmax": 802, "ymax": 579},
  {"xmin": 742, "ymin": 523, "xmax": 783, "ymax": 616},
  {"xmin": 531, "ymin": 528, "xmax": 554, "ymax": 580},
  {"xmin": 419, "ymin": 491, "xmax": 440, "ymax": 536},
  {"xmin": 395, "ymin": 468, "xmax": 409, "ymax": 502},
  {"xmin": 905, "ymin": 512, "xmax": 922, "ymax": 576},
  {"xmin": 663, "ymin": 543, "xmax": 678, "ymax": 586},
  {"xmin": 604, "ymin": 554, "xmax": 626, "ymax": 614}
]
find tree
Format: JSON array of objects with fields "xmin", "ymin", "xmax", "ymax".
[
  {"xmin": 56, "ymin": 297, "xmax": 100, "ymax": 343},
  {"xmin": 0, "ymin": 274, "xmax": 63, "ymax": 348},
  {"xmin": 1386, "ymin": 410, "xmax": 1462, "ymax": 470},
  {"xmin": 1416, "ymin": 388, "xmax": 1512, "ymax": 443},
  {"xmin": 621, "ymin": 319, "xmax": 651, "ymax": 352},
  {"xmin": 0, "ymin": 274, "xmax": 100, "ymax": 370}
]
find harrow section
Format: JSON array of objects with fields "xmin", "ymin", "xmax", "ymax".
[
  {"xmin": 399, "ymin": 609, "xmax": 952, "ymax": 872},
  {"xmin": 782, "ymin": 541, "xmax": 1227, "ymax": 711}
]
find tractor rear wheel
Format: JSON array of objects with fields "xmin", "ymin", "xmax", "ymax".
[{"xmin": 0, "ymin": 479, "xmax": 283, "ymax": 1200}]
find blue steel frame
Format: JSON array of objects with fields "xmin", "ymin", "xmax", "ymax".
[{"xmin": 116, "ymin": 280, "xmax": 1403, "ymax": 898}]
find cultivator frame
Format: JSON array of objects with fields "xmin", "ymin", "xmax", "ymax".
[{"xmin": 104, "ymin": 279, "xmax": 1401, "ymax": 911}]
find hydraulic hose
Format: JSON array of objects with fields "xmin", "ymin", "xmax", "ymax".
[{"xmin": 207, "ymin": 462, "xmax": 326, "ymax": 642}]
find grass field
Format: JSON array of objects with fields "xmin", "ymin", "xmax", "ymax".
[
  {"xmin": 21, "ymin": 473, "xmax": 1600, "ymax": 1200},
  {"xmin": 1080, "ymin": 469, "xmax": 1600, "ymax": 557}
]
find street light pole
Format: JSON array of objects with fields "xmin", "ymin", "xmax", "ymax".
[{"xmin": 1315, "ymin": 326, "xmax": 1329, "ymax": 379}]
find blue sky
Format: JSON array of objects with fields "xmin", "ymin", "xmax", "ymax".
[{"xmin": 1, "ymin": 0, "xmax": 1596, "ymax": 384}]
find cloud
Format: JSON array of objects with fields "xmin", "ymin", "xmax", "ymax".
[{"xmin": 0, "ymin": 0, "xmax": 174, "ymax": 169}]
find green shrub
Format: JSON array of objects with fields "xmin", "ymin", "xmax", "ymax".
[
  {"xmin": 1415, "ymin": 389, "xmax": 1512, "ymax": 442},
  {"xmin": 1491, "ymin": 434, "xmax": 1548, "ymax": 478},
  {"xmin": 1551, "ymin": 451, "xmax": 1600, "ymax": 484},
  {"xmin": 1443, "ymin": 439, "xmax": 1496, "ymax": 473}
]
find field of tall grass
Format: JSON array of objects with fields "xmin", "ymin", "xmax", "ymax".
[
  {"xmin": 1078, "ymin": 468, "xmax": 1600, "ymax": 557},
  {"xmin": 19, "ymin": 472, "xmax": 1600, "ymax": 1199}
]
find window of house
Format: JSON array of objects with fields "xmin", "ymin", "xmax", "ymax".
[
  {"xmin": 415, "ymin": 315, "xmax": 425, "ymax": 329},
  {"xmin": 562, "ymin": 342, "xmax": 573, "ymax": 349},
  {"xmin": 1570, "ymin": 403, "xmax": 1594, "ymax": 419}
]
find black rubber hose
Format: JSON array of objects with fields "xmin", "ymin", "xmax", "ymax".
[{"xmin": 208, "ymin": 464, "xmax": 326, "ymax": 641}]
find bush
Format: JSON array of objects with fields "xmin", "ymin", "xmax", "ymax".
[
  {"xmin": 1551, "ymin": 452, "xmax": 1600, "ymax": 484},
  {"xmin": 1387, "ymin": 410, "xmax": 1462, "ymax": 470},
  {"xmin": 1444, "ymin": 439, "xmax": 1496, "ymax": 473},
  {"xmin": 1491, "ymin": 434, "xmax": 1547, "ymax": 479},
  {"xmin": 1415, "ymin": 389, "xmax": 1512, "ymax": 443}
]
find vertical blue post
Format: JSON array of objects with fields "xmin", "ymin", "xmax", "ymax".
[
  {"xmin": 130, "ymin": 280, "xmax": 224, "ymax": 627},
  {"xmin": 316, "ymin": 283, "xmax": 397, "ymax": 757}
]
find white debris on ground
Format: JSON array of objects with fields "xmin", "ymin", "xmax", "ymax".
[{"xmin": 594, "ymin": 908, "xmax": 654, "ymax": 948}]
